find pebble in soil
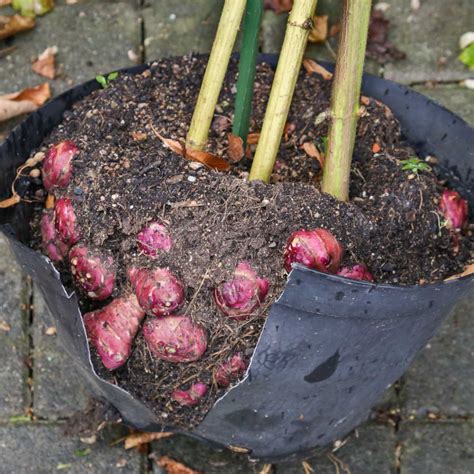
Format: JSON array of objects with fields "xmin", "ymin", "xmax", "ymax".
[{"xmin": 29, "ymin": 55, "xmax": 471, "ymax": 429}]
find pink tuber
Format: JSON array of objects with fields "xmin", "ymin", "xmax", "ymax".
[
  {"xmin": 55, "ymin": 197, "xmax": 81, "ymax": 245},
  {"xmin": 69, "ymin": 244, "xmax": 116, "ymax": 300},
  {"xmin": 40, "ymin": 210, "xmax": 69, "ymax": 262},
  {"xmin": 142, "ymin": 314, "xmax": 207, "ymax": 363},
  {"xmin": 42, "ymin": 141, "xmax": 78, "ymax": 191},
  {"xmin": 214, "ymin": 352, "xmax": 248, "ymax": 387},
  {"xmin": 83, "ymin": 294, "xmax": 145, "ymax": 370},
  {"xmin": 137, "ymin": 222, "xmax": 172, "ymax": 257},
  {"xmin": 337, "ymin": 264, "xmax": 374, "ymax": 282},
  {"xmin": 171, "ymin": 382, "xmax": 208, "ymax": 407},
  {"xmin": 284, "ymin": 228, "xmax": 343, "ymax": 273},
  {"xmin": 214, "ymin": 262, "xmax": 269, "ymax": 320},
  {"xmin": 439, "ymin": 189, "xmax": 468, "ymax": 230},
  {"xmin": 128, "ymin": 267, "xmax": 184, "ymax": 316}
]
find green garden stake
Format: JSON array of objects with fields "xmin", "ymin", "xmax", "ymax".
[{"xmin": 233, "ymin": 0, "xmax": 263, "ymax": 149}]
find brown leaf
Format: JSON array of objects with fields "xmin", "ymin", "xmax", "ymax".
[
  {"xmin": 130, "ymin": 131, "xmax": 148, "ymax": 142},
  {"xmin": 445, "ymin": 263, "xmax": 474, "ymax": 281},
  {"xmin": 227, "ymin": 133, "xmax": 245, "ymax": 163},
  {"xmin": 0, "ymin": 320, "xmax": 12, "ymax": 332},
  {"xmin": 186, "ymin": 148, "xmax": 230, "ymax": 171},
  {"xmin": 0, "ymin": 0, "xmax": 12, "ymax": 6},
  {"xmin": 124, "ymin": 432, "xmax": 172, "ymax": 450},
  {"xmin": 0, "ymin": 14, "xmax": 35, "ymax": 40},
  {"xmin": 0, "ymin": 194, "xmax": 21, "ymax": 209},
  {"xmin": 45, "ymin": 326, "xmax": 57, "ymax": 336},
  {"xmin": 283, "ymin": 122, "xmax": 296, "ymax": 142},
  {"xmin": 32, "ymin": 46, "xmax": 57, "ymax": 79},
  {"xmin": 153, "ymin": 130, "xmax": 230, "ymax": 171},
  {"xmin": 247, "ymin": 132, "xmax": 261, "ymax": 145},
  {"xmin": 302, "ymin": 59, "xmax": 333, "ymax": 80},
  {"xmin": 367, "ymin": 10, "xmax": 406, "ymax": 64},
  {"xmin": 302, "ymin": 142, "xmax": 324, "ymax": 168},
  {"xmin": 308, "ymin": 15, "xmax": 328, "ymax": 43},
  {"xmin": 13, "ymin": 82, "xmax": 51, "ymax": 106},
  {"xmin": 0, "ymin": 83, "xmax": 51, "ymax": 123},
  {"xmin": 263, "ymin": 0, "xmax": 293, "ymax": 14},
  {"xmin": 211, "ymin": 115, "xmax": 231, "ymax": 134},
  {"xmin": 157, "ymin": 456, "xmax": 202, "ymax": 474}
]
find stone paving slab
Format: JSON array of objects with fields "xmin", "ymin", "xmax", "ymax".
[
  {"xmin": 32, "ymin": 286, "xmax": 92, "ymax": 420},
  {"xmin": 0, "ymin": 423, "xmax": 144, "ymax": 473},
  {"xmin": 151, "ymin": 423, "xmax": 396, "ymax": 473},
  {"xmin": 0, "ymin": 234, "xmax": 30, "ymax": 420},
  {"xmin": 0, "ymin": 2, "xmax": 141, "ymax": 96},
  {"xmin": 143, "ymin": 0, "xmax": 222, "ymax": 61},
  {"xmin": 413, "ymin": 84, "xmax": 474, "ymax": 127},
  {"xmin": 384, "ymin": 0, "xmax": 474, "ymax": 84},
  {"xmin": 400, "ymin": 298, "xmax": 474, "ymax": 418},
  {"xmin": 399, "ymin": 421, "xmax": 474, "ymax": 474}
]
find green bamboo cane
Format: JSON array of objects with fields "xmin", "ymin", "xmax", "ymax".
[
  {"xmin": 249, "ymin": 0, "xmax": 319, "ymax": 182},
  {"xmin": 186, "ymin": 0, "xmax": 247, "ymax": 151},
  {"xmin": 233, "ymin": 0, "xmax": 263, "ymax": 148},
  {"xmin": 321, "ymin": 0, "xmax": 372, "ymax": 201}
]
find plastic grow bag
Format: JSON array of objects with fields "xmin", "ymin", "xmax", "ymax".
[{"xmin": 0, "ymin": 56, "xmax": 473, "ymax": 462}]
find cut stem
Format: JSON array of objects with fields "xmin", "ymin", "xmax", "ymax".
[
  {"xmin": 249, "ymin": 0, "xmax": 318, "ymax": 182},
  {"xmin": 186, "ymin": 0, "xmax": 247, "ymax": 151},
  {"xmin": 321, "ymin": 0, "xmax": 372, "ymax": 201},
  {"xmin": 233, "ymin": 0, "xmax": 263, "ymax": 148}
]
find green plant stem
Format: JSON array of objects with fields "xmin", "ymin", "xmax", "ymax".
[
  {"xmin": 233, "ymin": 0, "xmax": 263, "ymax": 148},
  {"xmin": 186, "ymin": 0, "xmax": 246, "ymax": 151},
  {"xmin": 249, "ymin": 0, "xmax": 318, "ymax": 182},
  {"xmin": 321, "ymin": 0, "xmax": 372, "ymax": 201}
]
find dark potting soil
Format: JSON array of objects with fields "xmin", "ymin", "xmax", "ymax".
[{"xmin": 29, "ymin": 55, "xmax": 471, "ymax": 429}]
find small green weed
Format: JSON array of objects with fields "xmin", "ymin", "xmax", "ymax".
[
  {"xmin": 400, "ymin": 157, "xmax": 431, "ymax": 174},
  {"xmin": 95, "ymin": 72, "xmax": 119, "ymax": 89}
]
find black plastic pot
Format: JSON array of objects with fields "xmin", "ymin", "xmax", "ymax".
[{"xmin": 1, "ymin": 56, "xmax": 473, "ymax": 462}]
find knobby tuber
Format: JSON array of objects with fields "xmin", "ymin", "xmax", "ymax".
[
  {"xmin": 143, "ymin": 314, "xmax": 207, "ymax": 363},
  {"xmin": 84, "ymin": 294, "xmax": 145, "ymax": 370},
  {"xmin": 129, "ymin": 267, "xmax": 185, "ymax": 316},
  {"xmin": 171, "ymin": 382, "xmax": 209, "ymax": 406},
  {"xmin": 214, "ymin": 261, "xmax": 269, "ymax": 320},
  {"xmin": 137, "ymin": 222, "xmax": 172, "ymax": 257},
  {"xmin": 42, "ymin": 141, "xmax": 78, "ymax": 191},
  {"xmin": 69, "ymin": 244, "xmax": 116, "ymax": 300},
  {"xmin": 284, "ymin": 228, "xmax": 343, "ymax": 273}
]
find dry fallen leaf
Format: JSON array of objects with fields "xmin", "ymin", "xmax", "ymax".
[
  {"xmin": 124, "ymin": 432, "xmax": 172, "ymax": 450},
  {"xmin": 247, "ymin": 132, "xmax": 261, "ymax": 145},
  {"xmin": 157, "ymin": 456, "xmax": 202, "ymax": 474},
  {"xmin": 211, "ymin": 115, "xmax": 231, "ymax": 134},
  {"xmin": 371, "ymin": 143, "xmax": 381, "ymax": 153},
  {"xmin": 302, "ymin": 142, "xmax": 324, "ymax": 168},
  {"xmin": 153, "ymin": 129, "xmax": 231, "ymax": 171},
  {"xmin": 283, "ymin": 122, "xmax": 296, "ymax": 142},
  {"xmin": 259, "ymin": 464, "xmax": 274, "ymax": 474},
  {"xmin": 302, "ymin": 58, "xmax": 333, "ymax": 80},
  {"xmin": 32, "ymin": 46, "xmax": 57, "ymax": 79},
  {"xmin": 45, "ymin": 326, "xmax": 57, "ymax": 336},
  {"xmin": 227, "ymin": 133, "xmax": 245, "ymax": 163},
  {"xmin": 130, "ymin": 131, "xmax": 148, "ymax": 142},
  {"xmin": 0, "ymin": 14, "xmax": 35, "ymax": 40},
  {"xmin": 308, "ymin": 15, "xmax": 328, "ymax": 43},
  {"xmin": 0, "ymin": 83, "xmax": 51, "ymax": 123},
  {"xmin": 445, "ymin": 263, "xmax": 474, "ymax": 281},
  {"xmin": 263, "ymin": 0, "xmax": 293, "ymax": 14},
  {"xmin": 0, "ymin": 320, "xmax": 12, "ymax": 332}
]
